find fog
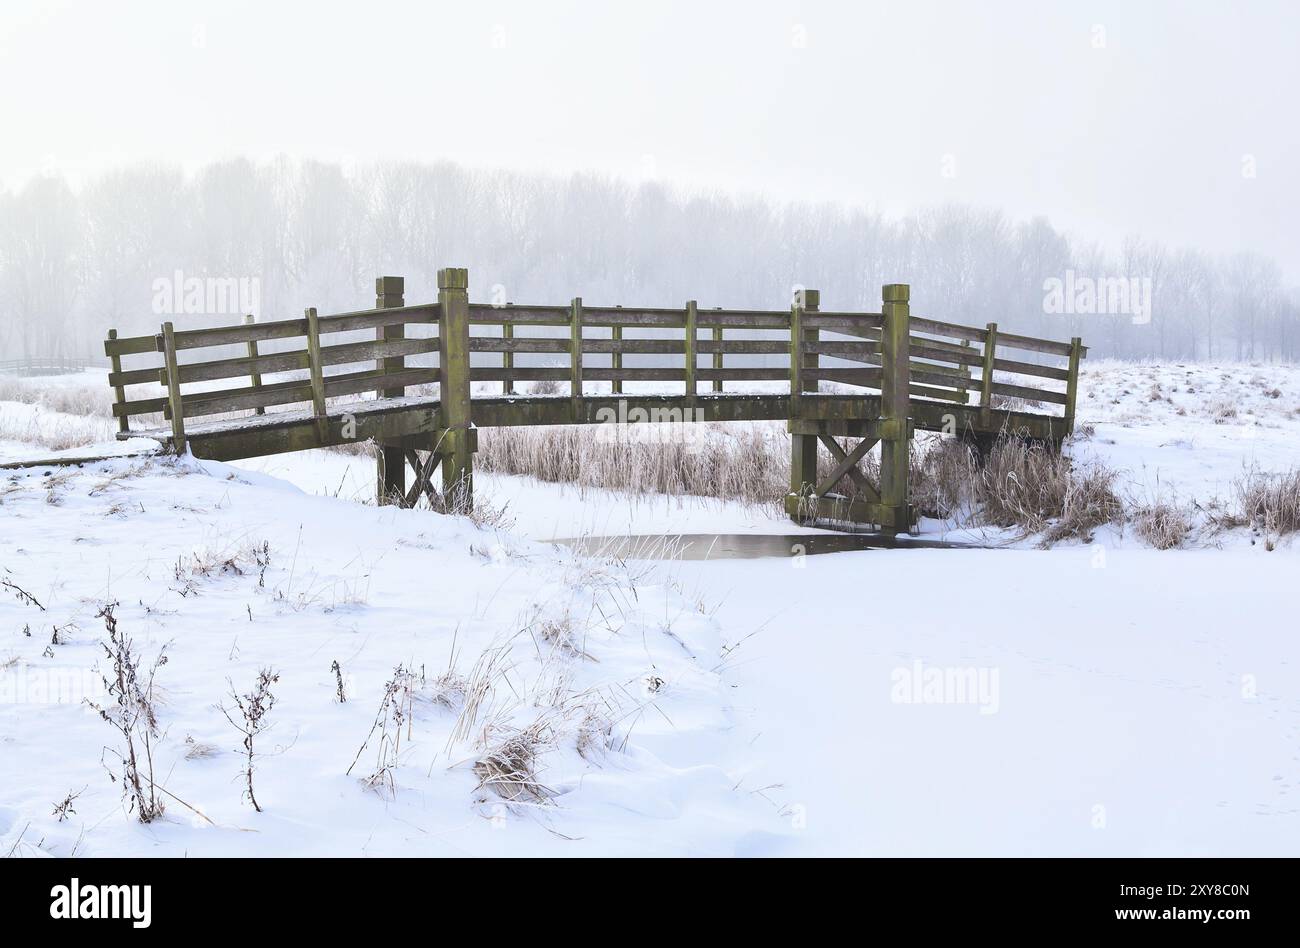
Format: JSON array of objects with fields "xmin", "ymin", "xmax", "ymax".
[{"xmin": 1, "ymin": 1, "xmax": 1296, "ymax": 362}]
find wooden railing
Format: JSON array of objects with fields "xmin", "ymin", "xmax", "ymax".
[
  {"xmin": 104, "ymin": 269, "xmax": 1085, "ymax": 529},
  {"xmin": 104, "ymin": 278, "xmax": 1085, "ymax": 442}
]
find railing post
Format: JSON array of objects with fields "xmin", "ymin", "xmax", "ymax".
[
  {"xmin": 375, "ymin": 276, "xmax": 405, "ymax": 504},
  {"xmin": 787, "ymin": 288, "xmax": 819, "ymax": 519},
  {"xmin": 879, "ymin": 284, "xmax": 912, "ymax": 534},
  {"xmin": 244, "ymin": 314, "xmax": 265, "ymax": 416},
  {"xmin": 438, "ymin": 268, "xmax": 474, "ymax": 510},
  {"xmin": 569, "ymin": 297, "xmax": 583, "ymax": 414},
  {"xmin": 684, "ymin": 299, "xmax": 697, "ymax": 400},
  {"xmin": 160, "ymin": 321, "xmax": 186, "ymax": 454},
  {"xmin": 1064, "ymin": 335, "xmax": 1083, "ymax": 436},
  {"xmin": 302, "ymin": 306, "xmax": 325, "ymax": 413},
  {"xmin": 611, "ymin": 323, "xmax": 623, "ymax": 395},
  {"xmin": 502, "ymin": 317, "xmax": 515, "ymax": 395},
  {"xmin": 712, "ymin": 325, "xmax": 723, "ymax": 393},
  {"xmin": 106, "ymin": 329, "xmax": 129, "ymax": 434},
  {"xmin": 980, "ymin": 321, "xmax": 998, "ymax": 425}
]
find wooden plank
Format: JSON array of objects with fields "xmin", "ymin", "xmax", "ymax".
[
  {"xmin": 611, "ymin": 325, "xmax": 622, "ymax": 395},
  {"xmin": 375, "ymin": 276, "xmax": 406, "ymax": 505},
  {"xmin": 991, "ymin": 356, "xmax": 1069, "ymax": 381},
  {"xmin": 989, "ymin": 380, "xmax": 1068, "ymax": 405},
  {"xmin": 988, "ymin": 328, "xmax": 1074, "ymax": 357},
  {"xmin": 168, "ymin": 303, "xmax": 437, "ymax": 351},
  {"xmin": 879, "ymin": 284, "xmax": 912, "ymax": 534},
  {"xmin": 104, "ymin": 333, "xmax": 158, "ymax": 357},
  {"xmin": 980, "ymin": 322, "xmax": 997, "ymax": 422},
  {"xmin": 305, "ymin": 308, "xmax": 327, "ymax": 419},
  {"xmin": 911, "ymin": 341, "xmax": 983, "ymax": 366},
  {"xmin": 470, "ymin": 337, "xmax": 574, "ymax": 354},
  {"xmin": 502, "ymin": 322, "xmax": 514, "ymax": 394},
  {"xmin": 107, "ymin": 364, "xmax": 162, "ymax": 387},
  {"xmin": 572, "ymin": 368, "xmax": 686, "ymax": 383},
  {"xmin": 909, "ymin": 316, "xmax": 993, "ymax": 345},
  {"xmin": 711, "ymin": 327, "xmax": 722, "ymax": 393},
  {"xmin": 804, "ymin": 314, "xmax": 885, "ymax": 332},
  {"xmin": 684, "ymin": 299, "xmax": 697, "ymax": 397},
  {"xmin": 244, "ymin": 315, "xmax": 265, "ymax": 415},
  {"xmin": 107, "ymin": 330, "xmax": 129, "ymax": 433},
  {"xmin": 579, "ymin": 306, "xmax": 685, "ymax": 328},
  {"xmin": 696, "ymin": 340, "xmax": 785, "ymax": 353},
  {"xmin": 161, "ymin": 322, "xmax": 186, "ymax": 453},
  {"xmin": 437, "ymin": 268, "xmax": 473, "ymax": 505},
  {"xmin": 169, "ymin": 336, "xmax": 440, "ymax": 386},
  {"xmin": 1064, "ymin": 336, "xmax": 1083, "ymax": 432},
  {"xmin": 469, "ymin": 303, "xmax": 568, "ymax": 326},
  {"xmin": 112, "ymin": 395, "xmax": 169, "ymax": 419},
  {"xmin": 578, "ymin": 336, "xmax": 685, "ymax": 354},
  {"xmin": 910, "ymin": 383, "xmax": 969, "ymax": 403},
  {"xmin": 695, "ymin": 310, "xmax": 791, "ymax": 329},
  {"xmin": 470, "ymin": 368, "xmax": 572, "ymax": 382},
  {"xmin": 697, "ymin": 367, "xmax": 791, "ymax": 382},
  {"xmin": 570, "ymin": 297, "xmax": 583, "ymax": 404},
  {"xmin": 806, "ymin": 340, "xmax": 876, "ymax": 360},
  {"xmin": 804, "ymin": 367, "xmax": 885, "ymax": 386}
]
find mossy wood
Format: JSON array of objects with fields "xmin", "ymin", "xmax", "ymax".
[{"xmin": 104, "ymin": 269, "xmax": 1086, "ymax": 534}]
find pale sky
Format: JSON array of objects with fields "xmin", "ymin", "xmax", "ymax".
[{"xmin": 2, "ymin": 0, "xmax": 1296, "ymax": 277}]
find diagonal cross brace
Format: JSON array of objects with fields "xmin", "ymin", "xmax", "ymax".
[
  {"xmin": 404, "ymin": 448, "xmax": 442, "ymax": 507},
  {"xmin": 815, "ymin": 435, "xmax": 880, "ymax": 501}
]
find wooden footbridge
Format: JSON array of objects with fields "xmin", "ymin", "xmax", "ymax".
[{"xmin": 104, "ymin": 269, "xmax": 1085, "ymax": 534}]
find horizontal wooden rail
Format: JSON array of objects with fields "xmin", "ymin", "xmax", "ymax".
[
  {"xmin": 167, "ymin": 303, "xmax": 439, "ymax": 351},
  {"xmin": 104, "ymin": 275, "xmax": 1088, "ymax": 489}
]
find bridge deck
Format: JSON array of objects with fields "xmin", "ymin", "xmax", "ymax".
[{"xmin": 124, "ymin": 392, "xmax": 1067, "ymax": 462}]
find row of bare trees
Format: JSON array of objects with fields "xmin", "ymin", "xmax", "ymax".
[{"xmin": 0, "ymin": 158, "xmax": 1295, "ymax": 362}]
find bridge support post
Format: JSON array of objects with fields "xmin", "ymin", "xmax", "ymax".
[
  {"xmin": 879, "ymin": 284, "xmax": 913, "ymax": 534},
  {"xmin": 1064, "ymin": 335, "xmax": 1082, "ymax": 436},
  {"xmin": 787, "ymin": 288, "xmax": 819, "ymax": 520},
  {"xmin": 376, "ymin": 276, "xmax": 406, "ymax": 505},
  {"xmin": 438, "ymin": 267, "xmax": 474, "ymax": 512}
]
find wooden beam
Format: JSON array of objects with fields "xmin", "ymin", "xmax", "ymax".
[
  {"xmin": 107, "ymin": 329, "xmax": 129, "ymax": 434},
  {"xmin": 160, "ymin": 322, "xmax": 186, "ymax": 454},
  {"xmin": 980, "ymin": 322, "xmax": 997, "ymax": 425},
  {"xmin": 815, "ymin": 435, "xmax": 880, "ymax": 500},
  {"xmin": 437, "ymin": 268, "xmax": 473, "ymax": 509},
  {"xmin": 611, "ymin": 324, "xmax": 622, "ymax": 395},
  {"xmin": 243, "ymin": 314, "xmax": 265, "ymax": 415},
  {"xmin": 376, "ymin": 276, "xmax": 406, "ymax": 505},
  {"xmin": 1065, "ymin": 336, "xmax": 1083, "ymax": 434},
  {"xmin": 879, "ymin": 284, "xmax": 912, "ymax": 534},
  {"xmin": 570, "ymin": 297, "xmax": 583, "ymax": 408},
  {"xmin": 684, "ymin": 299, "xmax": 697, "ymax": 399}
]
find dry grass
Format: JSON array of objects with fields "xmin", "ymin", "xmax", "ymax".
[
  {"xmin": 1132, "ymin": 499, "xmax": 1193, "ymax": 550},
  {"xmin": 976, "ymin": 436, "xmax": 1124, "ymax": 546},
  {"xmin": 0, "ymin": 377, "xmax": 114, "ymax": 417},
  {"xmin": 477, "ymin": 422, "xmax": 789, "ymax": 510},
  {"xmin": 473, "ymin": 719, "xmax": 555, "ymax": 804},
  {"xmin": 910, "ymin": 437, "xmax": 978, "ymax": 520},
  {"xmin": 1236, "ymin": 469, "xmax": 1300, "ymax": 547},
  {"xmin": 0, "ymin": 406, "xmax": 114, "ymax": 450}
]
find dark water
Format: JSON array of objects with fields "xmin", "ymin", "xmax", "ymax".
[{"xmin": 552, "ymin": 532, "xmax": 986, "ymax": 560}]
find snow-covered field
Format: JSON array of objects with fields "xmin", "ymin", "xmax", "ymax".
[{"xmin": 2, "ymin": 361, "xmax": 1298, "ymax": 856}]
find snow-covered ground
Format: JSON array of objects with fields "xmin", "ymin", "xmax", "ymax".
[{"xmin": 2, "ymin": 361, "xmax": 1298, "ymax": 856}]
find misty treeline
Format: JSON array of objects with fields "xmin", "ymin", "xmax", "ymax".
[{"xmin": 1, "ymin": 157, "xmax": 1296, "ymax": 363}]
